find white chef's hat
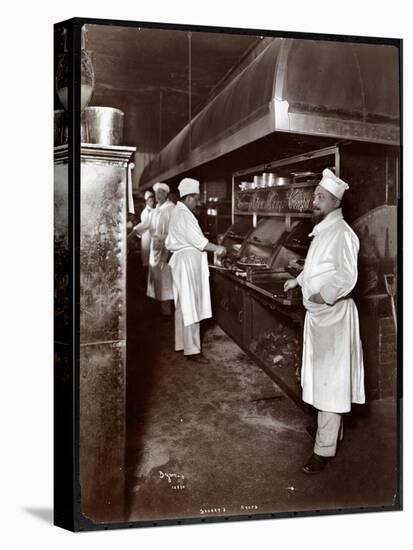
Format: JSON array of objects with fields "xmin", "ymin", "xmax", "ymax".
[
  {"xmin": 178, "ymin": 177, "xmax": 200, "ymax": 197},
  {"xmin": 144, "ymin": 190, "xmax": 154, "ymax": 200},
  {"xmin": 153, "ymin": 182, "xmax": 170, "ymax": 193},
  {"xmin": 319, "ymin": 168, "xmax": 349, "ymax": 200}
]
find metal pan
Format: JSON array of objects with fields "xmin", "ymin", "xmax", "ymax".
[{"xmin": 273, "ymin": 176, "xmax": 292, "ymax": 186}]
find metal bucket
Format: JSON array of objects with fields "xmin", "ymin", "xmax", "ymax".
[{"xmin": 81, "ymin": 106, "xmax": 124, "ymax": 145}]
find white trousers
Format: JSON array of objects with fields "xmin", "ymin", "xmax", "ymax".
[
  {"xmin": 175, "ymin": 298, "xmax": 200, "ymax": 356},
  {"xmin": 314, "ymin": 410, "xmax": 344, "ymax": 457}
]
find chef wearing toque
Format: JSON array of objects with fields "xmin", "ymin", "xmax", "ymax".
[
  {"xmin": 166, "ymin": 178, "xmax": 226, "ymax": 364},
  {"xmin": 284, "ymin": 168, "xmax": 365, "ymax": 474},
  {"xmin": 135, "ymin": 182, "xmax": 175, "ymax": 316}
]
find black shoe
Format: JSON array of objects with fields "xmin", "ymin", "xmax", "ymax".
[
  {"xmin": 301, "ymin": 453, "xmax": 330, "ymax": 475},
  {"xmin": 185, "ymin": 353, "xmax": 210, "ymax": 364}
]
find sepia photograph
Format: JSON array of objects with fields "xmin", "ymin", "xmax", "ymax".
[{"xmin": 53, "ymin": 18, "xmax": 401, "ymax": 529}]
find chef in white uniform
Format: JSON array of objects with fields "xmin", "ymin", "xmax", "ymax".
[
  {"xmin": 139, "ymin": 190, "xmax": 155, "ymax": 269},
  {"xmin": 135, "ymin": 182, "xmax": 175, "ymax": 316},
  {"xmin": 284, "ymin": 168, "xmax": 365, "ymax": 474},
  {"xmin": 165, "ymin": 178, "xmax": 226, "ymax": 364}
]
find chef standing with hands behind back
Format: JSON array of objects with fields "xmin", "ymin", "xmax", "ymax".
[
  {"xmin": 284, "ymin": 168, "xmax": 365, "ymax": 474},
  {"xmin": 134, "ymin": 182, "xmax": 175, "ymax": 317},
  {"xmin": 166, "ymin": 178, "xmax": 226, "ymax": 364}
]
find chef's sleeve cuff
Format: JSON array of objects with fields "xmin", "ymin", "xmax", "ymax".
[
  {"xmin": 319, "ymin": 285, "xmax": 337, "ymax": 305},
  {"xmin": 199, "ymin": 237, "xmax": 209, "ymax": 251},
  {"xmin": 296, "ymin": 271, "xmax": 304, "ymax": 287}
]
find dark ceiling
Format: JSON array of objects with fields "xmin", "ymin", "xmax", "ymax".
[{"xmin": 83, "ymin": 24, "xmax": 261, "ymax": 153}]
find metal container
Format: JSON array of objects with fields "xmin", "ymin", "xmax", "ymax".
[
  {"xmin": 81, "ymin": 106, "xmax": 124, "ymax": 145},
  {"xmin": 262, "ymin": 172, "xmax": 277, "ymax": 187},
  {"xmin": 253, "ymin": 175, "xmax": 263, "ymax": 188},
  {"xmin": 274, "ymin": 176, "xmax": 291, "ymax": 186},
  {"xmin": 231, "ymin": 243, "xmax": 242, "ymax": 257}
]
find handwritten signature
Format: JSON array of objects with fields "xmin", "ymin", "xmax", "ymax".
[
  {"xmin": 159, "ymin": 471, "xmax": 185, "ymax": 483},
  {"xmin": 159, "ymin": 470, "xmax": 186, "ymax": 489}
]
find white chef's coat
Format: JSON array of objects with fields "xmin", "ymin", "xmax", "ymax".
[
  {"xmin": 165, "ymin": 201, "xmax": 211, "ymax": 327},
  {"xmin": 136, "ymin": 200, "xmax": 175, "ymax": 301},
  {"xmin": 297, "ymin": 208, "xmax": 365, "ymax": 413},
  {"xmin": 139, "ymin": 205, "xmax": 153, "ymax": 267}
]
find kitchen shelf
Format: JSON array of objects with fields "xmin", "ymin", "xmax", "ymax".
[
  {"xmin": 231, "ymin": 145, "xmax": 339, "ymax": 231},
  {"xmin": 237, "ymin": 180, "xmax": 318, "ymax": 193},
  {"xmin": 208, "ymin": 214, "xmax": 232, "ymax": 219},
  {"xmin": 234, "ymin": 211, "xmax": 313, "ymax": 218},
  {"xmin": 233, "ymin": 145, "xmax": 339, "ymax": 179}
]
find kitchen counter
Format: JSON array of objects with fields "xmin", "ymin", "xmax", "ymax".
[
  {"xmin": 210, "ymin": 265, "xmax": 306, "ymax": 409},
  {"xmin": 210, "ymin": 264, "xmax": 303, "ymax": 320}
]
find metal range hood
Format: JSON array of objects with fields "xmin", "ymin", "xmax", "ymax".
[{"xmin": 139, "ymin": 38, "xmax": 400, "ymax": 188}]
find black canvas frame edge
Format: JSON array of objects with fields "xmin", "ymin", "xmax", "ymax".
[
  {"xmin": 56, "ymin": 16, "xmax": 402, "ymax": 45},
  {"xmin": 53, "ymin": 19, "xmax": 82, "ymax": 532},
  {"xmin": 53, "ymin": 16, "xmax": 403, "ymax": 533},
  {"xmin": 53, "ymin": 19, "xmax": 75, "ymax": 531}
]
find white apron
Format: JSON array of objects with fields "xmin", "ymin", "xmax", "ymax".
[
  {"xmin": 169, "ymin": 248, "xmax": 211, "ymax": 327},
  {"xmin": 146, "ymin": 200, "xmax": 175, "ymax": 301},
  {"xmin": 139, "ymin": 206, "xmax": 153, "ymax": 267},
  {"xmin": 297, "ymin": 209, "xmax": 365, "ymax": 413},
  {"xmin": 166, "ymin": 202, "xmax": 212, "ymax": 327}
]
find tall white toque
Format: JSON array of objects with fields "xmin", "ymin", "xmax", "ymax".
[
  {"xmin": 319, "ymin": 168, "xmax": 349, "ymax": 200},
  {"xmin": 178, "ymin": 177, "xmax": 200, "ymax": 197},
  {"xmin": 153, "ymin": 182, "xmax": 170, "ymax": 193}
]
